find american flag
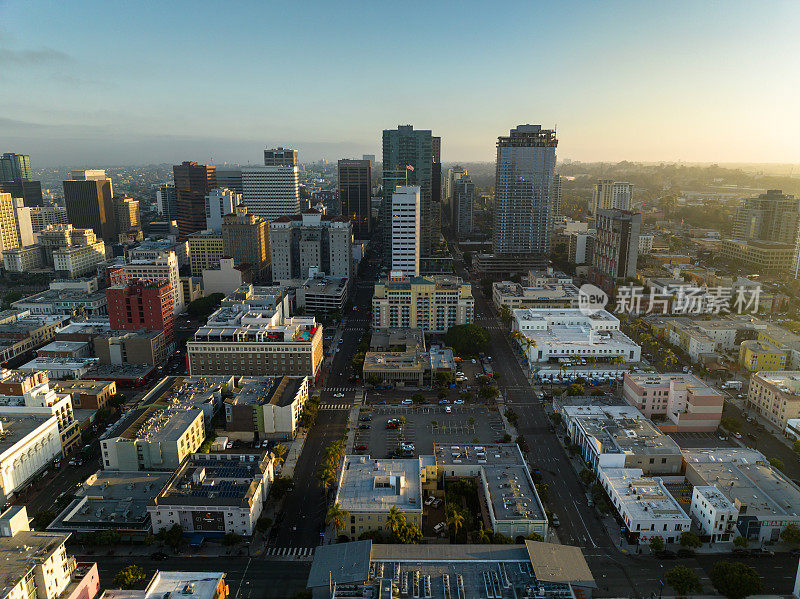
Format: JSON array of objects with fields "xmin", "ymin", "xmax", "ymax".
[{"xmin": 406, "ymin": 165, "xmax": 415, "ymax": 171}]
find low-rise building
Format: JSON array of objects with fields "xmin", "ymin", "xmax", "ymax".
[
  {"xmin": 100, "ymin": 376, "xmax": 229, "ymax": 471},
  {"xmin": 53, "ymin": 379, "xmax": 117, "ymax": 410},
  {"xmin": 363, "ymin": 351, "xmax": 427, "ymax": 387},
  {"xmin": 0, "ymin": 312, "xmax": 70, "ymax": 364},
  {"xmin": 0, "ymin": 506, "xmax": 99, "ymax": 599},
  {"xmin": 307, "ymin": 540, "xmax": 595, "ymax": 599},
  {"xmin": 0, "ymin": 413, "xmax": 61, "ymax": 501},
  {"xmin": 720, "ymin": 238, "xmax": 796, "ymax": 274},
  {"xmin": 93, "ymin": 330, "xmax": 168, "ymax": 366},
  {"xmin": 513, "ymin": 308, "xmax": 641, "ymax": 364},
  {"xmin": 622, "ymin": 373, "xmax": 724, "ymax": 432},
  {"xmin": 188, "ymin": 300, "xmax": 323, "ymax": 379},
  {"xmin": 759, "ymin": 324, "xmax": 800, "ymax": 369},
  {"xmin": 563, "ymin": 405, "xmax": 682, "ymax": 475},
  {"xmin": 597, "ymin": 468, "xmax": 691, "ymax": 544},
  {"xmin": 293, "ymin": 275, "xmax": 349, "ymax": 314},
  {"xmin": 3, "ymin": 244, "xmax": 44, "ymax": 272},
  {"xmin": 12, "ymin": 284, "xmax": 107, "ymax": 317},
  {"xmin": 335, "ymin": 455, "xmax": 427, "ymax": 537},
  {"xmin": 371, "ymin": 274, "xmax": 473, "ymax": 333},
  {"xmin": 202, "ymin": 257, "xmax": 251, "ymax": 297},
  {"xmin": 491, "ymin": 280, "xmax": 579, "ymax": 311},
  {"xmin": 684, "ymin": 449, "xmax": 800, "ymax": 543},
  {"xmin": 747, "ymin": 371, "xmax": 800, "ymax": 429},
  {"xmin": 652, "ymin": 316, "xmax": 763, "ymax": 362},
  {"xmin": 689, "ymin": 485, "xmax": 739, "ymax": 543},
  {"xmin": 224, "ymin": 376, "xmax": 309, "ymax": 441},
  {"xmin": 103, "ymin": 571, "xmax": 227, "ymax": 599},
  {"xmin": 739, "ymin": 339, "xmax": 788, "ymax": 372},
  {"xmin": 48, "ymin": 470, "xmax": 172, "ymax": 536},
  {"xmin": 37, "ymin": 341, "xmax": 91, "ymax": 359},
  {"xmin": 148, "ymin": 453, "xmax": 274, "ymax": 537},
  {"xmin": 17, "ymin": 357, "xmax": 95, "ymax": 380},
  {"xmin": 434, "ymin": 443, "xmax": 548, "ymax": 539},
  {"xmin": 53, "ymin": 242, "xmax": 108, "ymax": 278}
]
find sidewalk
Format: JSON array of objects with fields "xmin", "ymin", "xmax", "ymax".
[{"xmin": 279, "ymin": 430, "xmax": 308, "ymax": 478}]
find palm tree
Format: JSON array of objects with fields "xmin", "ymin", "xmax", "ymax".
[
  {"xmin": 273, "ymin": 444, "xmax": 288, "ymax": 464},
  {"xmin": 326, "ymin": 503, "xmax": 350, "ymax": 538},
  {"xmin": 473, "ymin": 522, "xmax": 492, "ymax": 544},
  {"xmin": 385, "ymin": 506, "xmax": 406, "ymax": 535},
  {"xmin": 446, "ymin": 505, "xmax": 465, "ymax": 541}
]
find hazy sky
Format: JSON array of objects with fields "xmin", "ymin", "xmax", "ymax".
[{"xmin": 2, "ymin": 0, "xmax": 799, "ymax": 166}]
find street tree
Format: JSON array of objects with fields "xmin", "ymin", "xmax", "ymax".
[
  {"xmin": 444, "ymin": 324, "xmax": 490, "ymax": 356},
  {"xmin": 666, "ymin": 565, "xmax": 702, "ymax": 597},
  {"xmin": 709, "ymin": 561, "xmax": 763, "ymax": 599},
  {"xmin": 649, "ymin": 536, "xmax": 665, "ymax": 552},
  {"xmin": 326, "ymin": 503, "xmax": 350, "ymax": 537},
  {"xmin": 113, "ymin": 565, "xmax": 145, "ymax": 589},
  {"xmin": 780, "ymin": 523, "xmax": 800, "ymax": 545},
  {"xmin": 679, "ymin": 531, "xmax": 702, "ymax": 549}
]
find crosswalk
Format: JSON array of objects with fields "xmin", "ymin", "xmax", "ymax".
[
  {"xmin": 325, "ymin": 387, "xmax": 357, "ymax": 392},
  {"xmin": 265, "ymin": 546, "xmax": 316, "ymax": 557},
  {"xmin": 319, "ymin": 404, "xmax": 351, "ymax": 410}
]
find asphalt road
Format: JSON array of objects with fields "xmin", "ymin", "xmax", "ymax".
[
  {"xmin": 74, "ymin": 554, "xmax": 310, "ymax": 599},
  {"xmin": 269, "ymin": 263, "xmax": 375, "ymax": 550}
]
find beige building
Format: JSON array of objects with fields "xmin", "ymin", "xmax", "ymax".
[
  {"xmin": 747, "ymin": 371, "xmax": 800, "ymax": 429},
  {"xmin": 53, "ymin": 242, "xmax": 107, "ymax": 278},
  {"xmin": 187, "ymin": 300, "xmax": 323, "ymax": 378},
  {"xmin": 38, "ymin": 224, "xmax": 100, "ymax": 265},
  {"xmin": 188, "ymin": 229, "xmax": 224, "ymax": 276},
  {"xmin": 492, "ymin": 280, "xmax": 579, "ymax": 311},
  {"xmin": 93, "ymin": 330, "xmax": 167, "ymax": 366},
  {"xmin": 3, "ymin": 244, "xmax": 44, "ymax": 272},
  {"xmin": 720, "ymin": 238, "xmax": 795, "ymax": 274},
  {"xmin": 222, "ymin": 206, "xmax": 270, "ymax": 279},
  {"xmin": 113, "ymin": 195, "xmax": 141, "ymax": 241},
  {"xmin": 224, "ymin": 376, "xmax": 309, "ymax": 441},
  {"xmin": 371, "ymin": 274, "xmax": 474, "ymax": 333}
]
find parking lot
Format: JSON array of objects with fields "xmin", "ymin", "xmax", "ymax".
[
  {"xmin": 669, "ymin": 431, "xmax": 738, "ymax": 449},
  {"xmin": 353, "ymin": 405, "xmax": 506, "ymax": 457}
]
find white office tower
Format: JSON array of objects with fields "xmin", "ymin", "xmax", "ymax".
[
  {"xmin": 591, "ymin": 180, "xmax": 632, "ymax": 214},
  {"xmin": 391, "ymin": 186, "xmax": 421, "ymax": 277},
  {"xmin": 241, "ymin": 164, "xmax": 301, "ymax": 221},
  {"xmin": 205, "ymin": 187, "xmax": 241, "ymax": 232}
]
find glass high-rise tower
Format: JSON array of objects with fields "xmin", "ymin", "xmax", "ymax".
[
  {"xmin": 493, "ymin": 125, "xmax": 557, "ymax": 256},
  {"xmin": 0, "ymin": 153, "xmax": 32, "ymax": 182},
  {"xmin": 382, "ymin": 125, "xmax": 434, "ymax": 258}
]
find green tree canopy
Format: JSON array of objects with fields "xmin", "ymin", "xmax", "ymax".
[
  {"xmin": 444, "ymin": 324, "xmax": 490, "ymax": 356},
  {"xmin": 780, "ymin": 523, "xmax": 800, "ymax": 545},
  {"xmin": 666, "ymin": 565, "xmax": 702, "ymax": 597},
  {"xmin": 709, "ymin": 561, "xmax": 763, "ymax": 599},
  {"xmin": 187, "ymin": 293, "xmax": 225, "ymax": 319},
  {"xmin": 679, "ymin": 531, "xmax": 702, "ymax": 549},
  {"xmin": 648, "ymin": 536, "xmax": 665, "ymax": 552},
  {"xmin": 113, "ymin": 565, "xmax": 146, "ymax": 589}
]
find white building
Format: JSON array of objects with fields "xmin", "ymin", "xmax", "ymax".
[
  {"xmin": 202, "ymin": 257, "xmax": 247, "ymax": 297},
  {"xmin": 148, "ymin": 453, "xmax": 273, "ymax": 537},
  {"xmin": 241, "ymin": 165, "xmax": 301, "ymax": 221},
  {"xmin": 53, "ymin": 242, "xmax": 107, "ymax": 278},
  {"xmin": 204, "ymin": 188, "xmax": 240, "ymax": 232},
  {"xmin": 638, "ymin": 234, "xmax": 654, "ymax": 254},
  {"xmin": 224, "ymin": 376, "xmax": 309, "ymax": 441},
  {"xmin": 591, "ymin": 180, "xmax": 632, "ymax": 214},
  {"xmin": 512, "ymin": 308, "xmax": 641, "ymax": 364},
  {"xmin": 391, "ymin": 186, "xmax": 421, "ymax": 277},
  {"xmin": 690, "ymin": 485, "xmax": 739, "ymax": 543},
  {"xmin": 0, "ymin": 506, "xmax": 79, "ymax": 599},
  {"xmin": 104, "ymin": 571, "xmax": 226, "ymax": 599},
  {"xmin": 597, "ymin": 468, "xmax": 691, "ymax": 544},
  {"xmin": 113, "ymin": 251, "xmax": 184, "ymax": 314},
  {"xmin": 0, "ymin": 413, "xmax": 61, "ymax": 501}
]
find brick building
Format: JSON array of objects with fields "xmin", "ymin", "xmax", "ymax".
[{"xmin": 107, "ymin": 280, "xmax": 174, "ymax": 346}]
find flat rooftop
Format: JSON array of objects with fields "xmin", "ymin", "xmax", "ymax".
[
  {"xmin": 48, "ymin": 470, "xmax": 172, "ymax": 532},
  {"xmin": 693, "ymin": 485, "xmax": 737, "ymax": 512},
  {"xmin": 336, "ymin": 456, "xmax": 422, "ymax": 514},
  {"xmin": 601, "ymin": 468, "xmax": 690, "ymax": 522},
  {"xmin": 363, "ymin": 352, "xmax": 425, "ymax": 371},
  {"xmin": 153, "ymin": 454, "xmax": 269, "ymax": 508},
  {"xmin": 231, "ymin": 376, "xmax": 305, "ymax": 408},
  {"xmin": 514, "ymin": 308, "xmax": 618, "ymax": 323},
  {"xmin": 0, "ymin": 413, "xmax": 55, "ymax": 454},
  {"xmin": 520, "ymin": 325, "xmax": 639, "ymax": 351},
  {"xmin": 434, "ymin": 444, "xmax": 545, "ymax": 522},
  {"xmin": 568, "ymin": 408, "xmax": 681, "ymax": 457},
  {"xmin": 103, "ymin": 571, "xmax": 226, "ymax": 599},
  {"xmin": 370, "ymin": 328, "xmax": 425, "ymax": 353},
  {"xmin": 0, "ymin": 530, "xmax": 70, "ymax": 597},
  {"xmin": 38, "ymin": 340, "xmax": 89, "ymax": 353},
  {"xmin": 54, "ymin": 379, "xmax": 114, "ymax": 393},
  {"xmin": 625, "ymin": 373, "xmax": 722, "ymax": 396},
  {"xmin": 752, "ymin": 371, "xmax": 800, "ymax": 396},
  {"xmin": 684, "ymin": 449, "xmax": 800, "ymax": 519}
]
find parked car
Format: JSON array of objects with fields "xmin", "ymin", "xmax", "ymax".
[
  {"xmin": 445, "ymin": 406, "xmax": 452, "ymax": 413},
  {"xmin": 733, "ymin": 432, "xmax": 742, "ymax": 439},
  {"xmin": 425, "ymin": 496, "xmax": 436, "ymax": 506},
  {"xmin": 359, "ymin": 415, "xmax": 372, "ymax": 422},
  {"xmin": 333, "ymin": 393, "xmax": 345, "ymax": 398},
  {"xmin": 433, "ymin": 522, "xmax": 447, "ymax": 533},
  {"xmin": 551, "ymin": 514, "xmax": 560, "ymax": 527},
  {"xmin": 453, "ymin": 399, "xmax": 464, "ymax": 405},
  {"xmin": 401, "ymin": 399, "xmax": 413, "ymax": 405},
  {"xmin": 359, "ymin": 424, "xmax": 370, "ymax": 430},
  {"xmin": 355, "ymin": 444, "xmax": 368, "ymax": 451}
]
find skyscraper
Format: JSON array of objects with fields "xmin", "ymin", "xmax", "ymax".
[
  {"xmin": 493, "ymin": 125, "xmax": 557, "ymax": 256},
  {"xmin": 222, "ymin": 206, "xmax": 271, "ymax": 279},
  {"xmin": 591, "ymin": 180, "xmax": 632, "ymax": 215},
  {"xmin": 215, "ymin": 168, "xmax": 243, "ymax": 194},
  {"xmin": 453, "ymin": 176, "xmax": 475, "ymax": 238},
  {"xmin": 0, "ymin": 153, "xmax": 31, "ymax": 182},
  {"xmin": 391, "ymin": 186, "xmax": 421, "ymax": 277},
  {"xmin": 552, "ymin": 174, "xmax": 563, "ymax": 221},
  {"xmin": 382, "ymin": 125, "xmax": 434, "ymax": 257},
  {"xmin": 241, "ymin": 160, "xmax": 301, "ymax": 222},
  {"xmin": 591, "ymin": 209, "xmax": 641, "ymax": 290},
  {"xmin": 63, "ymin": 169, "xmax": 116, "ymax": 240},
  {"xmin": 205, "ymin": 188, "xmax": 241, "ymax": 232},
  {"xmin": 113, "ymin": 195, "xmax": 142, "ymax": 241},
  {"xmin": 264, "ymin": 147, "xmax": 299, "ymax": 167},
  {"xmin": 156, "ymin": 183, "xmax": 177, "ymax": 221},
  {"xmin": 173, "ymin": 161, "xmax": 216, "ymax": 240},
  {"xmin": 338, "ymin": 159, "xmax": 372, "ymax": 239},
  {"xmin": 0, "ymin": 180, "xmax": 43, "ymax": 207},
  {"xmin": 733, "ymin": 190, "xmax": 799, "ymax": 245}
]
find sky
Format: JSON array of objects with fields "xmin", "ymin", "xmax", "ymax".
[{"xmin": 1, "ymin": 0, "xmax": 799, "ymax": 166}]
